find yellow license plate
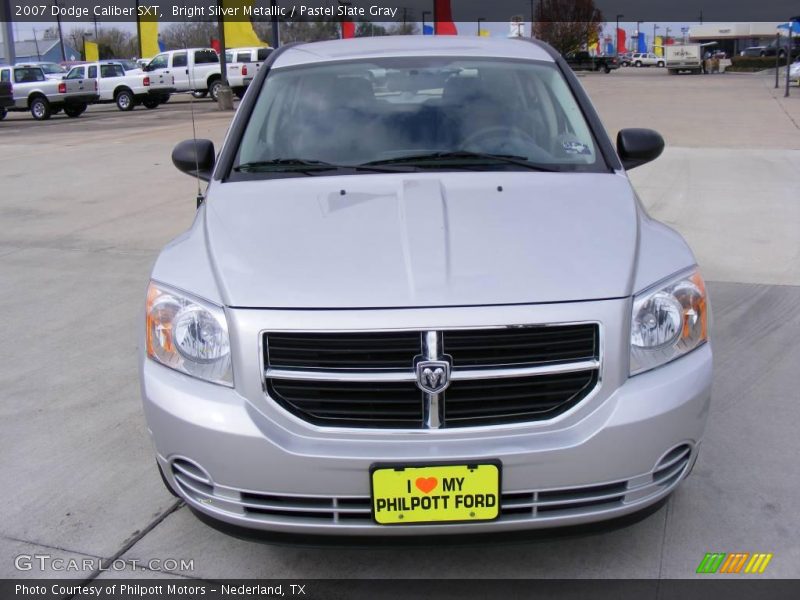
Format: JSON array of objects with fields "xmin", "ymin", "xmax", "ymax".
[{"xmin": 371, "ymin": 463, "xmax": 500, "ymax": 525}]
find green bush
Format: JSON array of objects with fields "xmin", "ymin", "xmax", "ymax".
[{"xmin": 729, "ymin": 56, "xmax": 790, "ymax": 72}]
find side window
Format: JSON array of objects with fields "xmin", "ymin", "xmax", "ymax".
[
  {"xmin": 149, "ymin": 54, "xmax": 168, "ymax": 70},
  {"xmin": 236, "ymin": 52, "xmax": 251, "ymax": 63},
  {"xmin": 66, "ymin": 67, "xmax": 85, "ymax": 80},
  {"xmin": 100, "ymin": 64, "xmax": 123, "ymax": 78},
  {"xmin": 194, "ymin": 50, "xmax": 219, "ymax": 65},
  {"xmin": 256, "ymin": 48, "xmax": 272, "ymax": 61},
  {"xmin": 172, "ymin": 52, "xmax": 188, "ymax": 68},
  {"xmin": 88, "ymin": 66, "xmax": 97, "ymax": 78},
  {"xmin": 0, "ymin": 69, "xmax": 9, "ymax": 82},
  {"xmin": 14, "ymin": 68, "xmax": 46, "ymax": 83}
]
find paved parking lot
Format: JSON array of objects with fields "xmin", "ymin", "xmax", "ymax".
[{"xmin": 1, "ymin": 69, "xmax": 799, "ymax": 580}]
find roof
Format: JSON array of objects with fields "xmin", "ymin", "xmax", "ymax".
[
  {"xmin": 273, "ymin": 36, "xmax": 554, "ymax": 69},
  {"xmin": 0, "ymin": 39, "xmax": 61, "ymax": 61}
]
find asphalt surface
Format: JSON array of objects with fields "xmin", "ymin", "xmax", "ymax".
[{"xmin": 0, "ymin": 69, "xmax": 799, "ymax": 580}]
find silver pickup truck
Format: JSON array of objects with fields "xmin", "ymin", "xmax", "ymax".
[{"xmin": 0, "ymin": 64, "xmax": 99, "ymax": 120}]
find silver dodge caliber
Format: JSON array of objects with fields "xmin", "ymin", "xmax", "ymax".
[{"xmin": 141, "ymin": 36, "xmax": 712, "ymax": 537}]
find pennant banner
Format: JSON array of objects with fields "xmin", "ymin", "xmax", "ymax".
[
  {"xmin": 84, "ymin": 40, "xmax": 99, "ymax": 61},
  {"xmin": 222, "ymin": 0, "xmax": 264, "ymax": 47},
  {"xmin": 138, "ymin": 13, "xmax": 161, "ymax": 58},
  {"xmin": 434, "ymin": 0, "xmax": 458, "ymax": 35}
]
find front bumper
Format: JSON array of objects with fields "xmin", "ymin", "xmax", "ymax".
[{"xmin": 141, "ymin": 301, "xmax": 712, "ymax": 536}]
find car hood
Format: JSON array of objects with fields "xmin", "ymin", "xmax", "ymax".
[{"xmin": 205, "ymin": 172, "xmax": 639, "ymax": 308}]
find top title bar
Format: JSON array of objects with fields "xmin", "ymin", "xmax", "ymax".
[{"xmin": 4, "ymin": 0, "xmax": 800, "ymax": 23}]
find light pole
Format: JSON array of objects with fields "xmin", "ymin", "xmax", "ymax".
[
  {"xmin": 530, "ymin": 0, "xmax": 535, "ymax": 38},
  {"xmin": 635, "ymin": 21, "xmax": 642, "ymax": 53},
  {"xmin": 422, "ymin": 10, "xmax": 431, "ymax": 34},
  {"xmin": 653, "ymin": 24, "xmax": 660, "ymax": 54},
  {"xmin": 53, "ymin": 1, "xmax": 67, "ymax": 62},
  {"xmin": 786, "ymin": 16, "xmax": 799, "ymax": 98},
  {"xmin": 615, "ymin": 14, "xmax": 623, "ymax": 55},
  {"xmin": 477, "ymin": 18, "xmax": 485, "ymax": 36}
]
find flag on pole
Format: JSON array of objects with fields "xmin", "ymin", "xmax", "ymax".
[
  {"xmin": 210, "ymin": 38, "xmax": 221, "ymax": 53},
  {"xmin": 423, "ymin": 25, "xmax": 434, "ymax": 35},
  {"xmin": 84, "ymin": 40, "xmax": 99, "ymax": 61},
  {"xmin": 341, "ymin": 21, "xmax": 355, "ymax": 39},
  {"xmin": 222, "ymin": 0, "xmax": 264, "ymax": 47},
  {"xmin": 138, "ymin": 7, "xmax": 161, "ymax": 58},
  {"xmin": 616, "ymin": 28, "xmax": 626, "ymax": 54},
  {"xmin": 434, "ymin": 0, "xmax": 458, "ymax": 35}
]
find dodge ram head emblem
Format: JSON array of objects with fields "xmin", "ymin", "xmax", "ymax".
[{"xmin": 415, "ymin": 360, "xmax": 451, "ymax": 394}]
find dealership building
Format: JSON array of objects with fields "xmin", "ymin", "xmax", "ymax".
[{"xmin": 688, "ymin": 23, "xmax": 784, "ymax": 55}]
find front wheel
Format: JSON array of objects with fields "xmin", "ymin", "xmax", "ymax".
[
  {"xmin": 30, "ymin": 97, "xmax": 51, "ymax": 121},
  {"xmin": 64, "ymin": 104, "xmax": 86, "ymax": 118},
  {"xmin": 207, "ymin": 79, "xmax": 223, "ymax": 102},
  {"xmin": 191, "ymin": 90, "xmax": 208, "ymax": 99},
  {"xmin": 657, "ymin": 61, "xmax": 665, "ymax": 67},
  {"xmin": 142, "ymin": 97, "xmax": 160, "ymax": 109},
  {"xmin": 115, "ymin": 90, "xmax": 134, "ymax": 111}
]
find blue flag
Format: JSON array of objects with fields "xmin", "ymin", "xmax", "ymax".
[
  {"xmin": 637, "ymin": 33, "xmax": 647, "ymax": 53},
  {"xmin": 423, "ymin": 25, "xmax": 434, "ymax": 35}
]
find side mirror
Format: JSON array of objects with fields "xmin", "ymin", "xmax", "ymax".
[
  {"xmin": 172, "ymin": 139, "xmax": 215, "ymax": 181},
  {"xmin": 617, "ymin": 128, "xmax": 664, "ymax": 170}
]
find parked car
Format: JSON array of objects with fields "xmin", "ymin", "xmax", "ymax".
[
  {"xmin": 19, "ymin": 61, "xmax": 67, "ymax": 80},
  {"xmin": 65, "ymin": 62, "xmax": 174, "ymax": 110},
  {"xmin": 619, "ymin": 52, "xmax": 634, "ymax": 66},
  {"xmin": 0, "ymin": 79, "xmax": 13, "ymax": 120},
  {"xmin": 110, "ymin": 59, "xmax": 144, "ymax": 74},
  {"xmin": 143, "ymin": 48, "xmax": 223, "ymax": 101},
  {"xmin": 629, "ymin": 53, "xmax": 665, "ymax": 67},
  {"xmin": 0, "ymin": 64, "xmax": 98, "ymax": 120},
  {"xmin": 742, "ymin": 37, "xmax": 800, "ymax": 58},
  {"xmin": 790, "ymin": 60, "xmax": 800, "ymax": 85},
  {"xmin": 563, "ymin": 51, "xmax": 619, "ymax": 73},
  {"xmin": 143, "ymin": 37, "xmax": 712, "ymax": 538},
  {"xmin": 225, "ymin": 46, "xmax": 273, "ymax": 98}
]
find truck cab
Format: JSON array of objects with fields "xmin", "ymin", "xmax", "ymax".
[
  {"xmin": 0, "ymin": 64, "xmax": 99, "ymax": 120},
  {"xmin": 225, "ymin": 46, "xmax": 273, "ymax": 98},
  {"xmin": 144, "ymin": 49, "xmax": 222, "ymax": 101}
]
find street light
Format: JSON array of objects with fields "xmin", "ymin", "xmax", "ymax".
[
  {"xmin": 422, "ymin": 10, "xmax": 431, "ymax": 34},
  {"xmin": 615, "ymin": 14, "xmax": 623, "ymax": 55},
  {"xmin": 52, "ymin": 1, "xmax": 67, "ymax": 62},
  {"xmin": 477, "ymin": 18, "xmax": 485, "ymax": 36},
  {"xmin": 653, "ymin": 24, "xmax": 660, "ymax": 54},
  {"xmin": 635, "ymin": 21, "xmax": 643, "ymax": 53}
]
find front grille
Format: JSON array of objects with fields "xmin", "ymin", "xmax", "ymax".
[
  {"xmin": 266, "ymin": 331, "xmax": 421, "ymax": 370},
  {"xmin": 444, "ymin": 324, "xmax": 597, "ymax": 368},
  {"xmin": 267, "ymin": 379, "xmax": 423, "ymax": 428},
  {"xmin": 263, "ymin": 324, "xmax": 600, "ymax": 429},
  {"xmin": 444, "ymin": 370, "xmax": 598, "ymax": 427}
]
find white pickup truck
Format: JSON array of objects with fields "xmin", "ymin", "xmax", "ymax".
[
  {"xmin": 0, "ymin": 64, "xmax": 99, "ymax": 120},
  {"xmin": 65, "ymin": 61, "xmax": 175, "ymax": 111},
  {"xmin": 224, "ymin": 47, "xmax": 273, "ymax": 98},
  {"xmin": 144, "ymin": 48, "xmax": 223, "ymax": 101}
]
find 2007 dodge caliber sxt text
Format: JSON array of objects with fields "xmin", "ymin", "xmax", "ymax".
[{"xmin": 140, "ymin": 37, "xmax": 712, "ymax": 537}]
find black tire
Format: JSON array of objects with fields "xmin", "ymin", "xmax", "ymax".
[
  {"xmin": 207, "ymin": 78, "xmax": 223, "ymax": 102},
  {"xmin": 760, "ymin": 51, "xmax": 766, "ymax": 57},
  {"xmin": 234, "ymin": 88, "xmax": 246, "ymax": 99},
  {"xmin": 115, "ymin": 89, "xmax": 134, "ymax": 111},
  {"xmin": 29, "ymin": 96, "xmax": 51, "ymax": 121},
  {"xmin": 635, "ymin": 61, "xmax": 642, "ymax": 67},
  {"xmin": 64, "ymin": 104, "xmax": 86, "ymax": 118},
  {"xmin": 0, "ymin": 107, "xmax": 6, "ymax": 120},
  {"xmin": 657, "ymin": 61, "xmax": 665, "ymax": 68},
  {"xmin": 604, "ymin": 65, "xmax": 611, "ymax": 74},
  {"xmin": 142, "ymin": 97, "xmax": 160, "ymax": 109},
  {"xmin": 191, "ymin": 90, "xmax": 207, "ymax": 99}
]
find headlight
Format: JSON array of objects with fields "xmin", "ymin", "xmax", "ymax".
[
  {"xmin": 630, "ymin": 269, "xmax": 708, "ymax": 375},
  {"xmin": 145, "ymin": 282, "xmax": 233, "ymax": 386}
]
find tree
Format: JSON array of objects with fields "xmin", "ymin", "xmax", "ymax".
[
  {"xmin": 387, "ymin": 22, "xmax": 419, "ymax": 36},
  {"xmin": 533, "ymin": 0, "xmax": 604, "ymax": 55},
  {"xmin": 355, "ymin": 22, "xmax": 388, "ymax": 37},
  {"xmin": 159, "ymin": 21, "xmax": 219, "ymax": 50}
]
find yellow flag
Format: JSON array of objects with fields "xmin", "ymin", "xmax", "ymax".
[
  {"xmin": 222, "ymin": 0, "xmax": 264, "ymax": 48},
  {"xmin": 84, "ymin": 41, "xmax": 99, "ymax": 61},
  {"xmin": 655, "ymin": 36, "xmax": 664, "ymax": 56},
  {"xmin": 139, "ymin": 15, "xmax": 160, "ymax": 58},
  {"xmin": 478, "ymin": 29, "xmax": 490, "ymax": 37}
]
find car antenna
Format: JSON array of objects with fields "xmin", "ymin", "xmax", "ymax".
[{"xmin": 189, "ymin": 92, "xmax": 204, "ymax": 208}]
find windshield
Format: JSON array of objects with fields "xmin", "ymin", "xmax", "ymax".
[
  {"xmin": 39, "ymin": 63, "xmax": 64, "ymax": 74},
  {"xmin": 233, "ymin": 57, "xmax": 605, "ymax": 177}
]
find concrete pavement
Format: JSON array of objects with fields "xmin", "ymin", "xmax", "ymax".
[{"xmin": 0, "ymin": 70, "xmax": 798, "ymax": 580}]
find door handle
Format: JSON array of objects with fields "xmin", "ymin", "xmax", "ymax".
[
  {"xmin": 185, "ymin": 69, "xmax": 189, "ymax": 74},
  {"xmin": 164, "ymin": 70, "xmax": 170, "ymax": 74}
]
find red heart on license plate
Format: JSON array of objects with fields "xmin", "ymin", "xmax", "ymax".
[{"xmin": 415, "ymin": 477, "xmax": 438, "ymax": 494}]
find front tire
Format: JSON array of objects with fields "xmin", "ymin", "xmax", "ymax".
[
  {"xmin": 64, "ymin": 104, "xmax": 86, "ymax": 118},
  {"xmin": 30, "ymin": 96, "xmax": 51, "ymax": 121},
  {"xmin": 115, "ymin": 89, "xmax": 134, "ymax": 111}
]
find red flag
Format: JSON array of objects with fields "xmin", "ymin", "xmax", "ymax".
[
  {"xmin": 434, "ymin": 0, "xmax": 458, "ymax": 35},
  {"xmin": 210, "ymin": 38, "xmax": 221, "ymax": 53},
  {"xmin": 616, "ymin": 28, "xmax": 626, "ymax": 54},
  {"xmin": 342, "ymin": 21, "xmax": 355, "ymax": 39}
]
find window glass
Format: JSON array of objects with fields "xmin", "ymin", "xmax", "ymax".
[
  {"xmin": 148, "ymin": 54, "xmax": 168, "ymax": 70},
  {"xmin": 256, "ymin": 48, "xmax": 273, "ymax": 61},
  {"xmin": 88, "ymin": 66, "xmax": 97, "ymax": 78},
  {"xmin": 172, "ymin": 52, "xmax": 188, "ymax": 68},
  {"xmin": 194, "ymin": 50, "xmax": 219, "ymax": 65},
  {"xmin": 236, "ymin": 57, "xmax": 603, "ymax": 174},
  {"xmin": 0, "ymin": 69, "xmax": 10, "ymax": 82},
  {"xmin": 65, "ymin": 67, "xmax": 85, "ymax": 80},
  {"xmin": 100, "ymin": 64, "xmax": 124, "ymax": 78},
  {"xmin": 15, "ymin": 67, "xmax": 46, "ymax": 83},
  {"xmin": 236, "ymin": 52, "xmax": 251, "ymax": 63}
]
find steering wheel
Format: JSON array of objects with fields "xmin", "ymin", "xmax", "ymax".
[{"xmin": 460, "ymin": 125, "xmax": 545, "ymax": 158}]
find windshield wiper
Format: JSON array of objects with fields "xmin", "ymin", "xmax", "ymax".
[
  {"xmin": 362, "ymin": 151, "xmax": 560, "ymax": 172},
  {"xmin": 234, "ymin": 158, "xmax": 414, "ymax": 174}
]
